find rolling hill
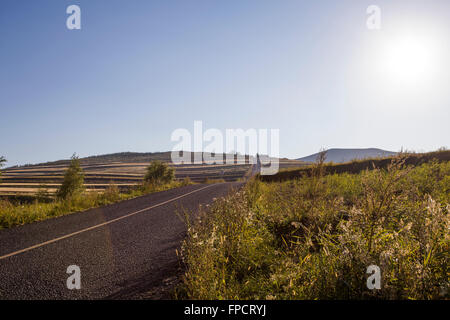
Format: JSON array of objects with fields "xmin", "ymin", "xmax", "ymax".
[
  {"xmin": 0, "ymin": 151, "xmax": 305, "ymax": 196},
  {"xmin": 297, "ymin": 148, "xmax": 397, "ymax": 163}
]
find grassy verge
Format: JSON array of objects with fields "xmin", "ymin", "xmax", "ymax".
[
  {"xmin": 180, "ymin": 158, "xmax": 449, "ymax": 299},
  {"xmin": 202, "ymin": 178, "xmax": 226, "ymax": 184},
  {"xmin": 261, "ymin": 149, "xmax": 450, "ymax": 182},
  {"xmin": 0, "ymin": 180, "xmax": 190, "ymax": 229}
]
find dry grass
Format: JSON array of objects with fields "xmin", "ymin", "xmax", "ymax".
[
  {"xmin": 180, "ymin": 156, "xmax": 449, "ymax": 300},
  {"xmin": 261, "ymin": 150, "xmax": 450, "ymax": 182}
]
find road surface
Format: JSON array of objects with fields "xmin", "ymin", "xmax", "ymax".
[{"xmin": 0, "ymin": 182, "xmax": 241, "ymax": 299}]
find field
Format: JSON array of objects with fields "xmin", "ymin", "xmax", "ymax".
[
  {"xmin": 0, "ymin": 152, "xmax": 308, "ymax": 228},
  {"xmin": 180, "ymin": 153, "xmax": 450, "ymax": 300},
  {"xmin": 0, "ymin": 163, "xmax": 249, "ymax": 195},
  {"xmin": 0, "ymin": 152, "xmax": 307, "ymax": 197}
]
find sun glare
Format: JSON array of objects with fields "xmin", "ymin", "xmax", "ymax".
[
  {"xmin": 352, "ymin": 22, "xmax": 448, "ymax": 113},
  {"xmin": 378, "ymin": 32, "xmax": 439, "ymax": 87}
]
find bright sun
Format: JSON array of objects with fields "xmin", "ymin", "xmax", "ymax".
[
  {"xmin": 378, "ymin": 32, "xmax": 439, "ymax": 87},
  {"xmin": 352, "ymin": 21, "xmax": 447, "ymax": 113}
]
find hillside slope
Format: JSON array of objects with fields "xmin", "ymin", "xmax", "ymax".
[{"xmin": 297, "ymin": 148, "xmax": 397, "ymax": 163}]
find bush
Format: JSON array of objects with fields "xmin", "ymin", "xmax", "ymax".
[
  {"xmin": 144, "ymin": 161, "xmax": 175, "ymax": 185},
  {"xmin": 57, "ymin": 154, "xmax": 85, "ymax": 200},
  {"xmin": 181, "ymin": 177, "xmax": 193, "ymax": 186},
  {"xmin": 100, "ymin": 183, "xmax": 121, "ymax": 203},
  {"xmin": 181, "ymin": 188, "xmax": 276, "ymax": 299}
]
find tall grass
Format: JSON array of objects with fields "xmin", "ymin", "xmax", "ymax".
[
  {"xmin": 261, "ymin": 149, "xmax": 450, "ymax": 183},
  {"xmin": 181, "ymin": 157, "xmax": 449, "ymax": 299}
]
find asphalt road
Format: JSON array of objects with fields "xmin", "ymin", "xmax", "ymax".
[{"xmin": 0, "ymin": 182, "xmax": 241, "ymax": 300}]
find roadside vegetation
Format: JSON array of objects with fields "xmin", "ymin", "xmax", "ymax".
[
  {"xmin": 202, "ymin": 178, "xmax": 226, "ymax": 184},
  {"xmin": 144, "ymin": 160, "xmax": 175, "ymax": 185},
  {"xmin": 57, "ymin": 154, "xmax": 85, "ymax": 200},
  {"xmin": 180, "ymin": 153, "xmax": 449, "ymax": 299},
  {"xmin": 261, "ymin": 149, "xmax": 450, "ymax": 182},
  {"xmin": 0, "ymin": 157, "xmax": 188, "ymax": 229}
]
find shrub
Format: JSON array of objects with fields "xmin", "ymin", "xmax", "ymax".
[
  {"xmin": 144, "ymin": 161, "xmax": 175, "ymax": 185},
  {"xmin": 100, "ymin": 183, "xmax": 121, "ymax": 203},
  {"xmin": 57, "ymin": 154, "xmax": 85, "ymax": 200},
  {"xmin": 181, "ymin": 188, "xmax": 276, "ymax": 299},
  {"xmin": 181, "ymin": 177, "xmax": 193, "ymax": 186}
]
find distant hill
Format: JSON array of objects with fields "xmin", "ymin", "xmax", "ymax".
[
  {"xmin": 9, "ymin": 152, "xmax": 174, "ymax": 168},
  {"xmin": 81, "ymin": 151, "xmax": 173, "ymax": 164},
  {"xmin": 80, "ymin": 151, "xmax": 254, "ymax": 165},
  {"xmin": 297, "ymin": 148, "xmax": 397, "ymax": 163},
  {"xmin": 11, "ymin": 151, "xmax": 255, "ymax": 168}
]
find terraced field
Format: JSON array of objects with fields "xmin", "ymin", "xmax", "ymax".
[
  {"xmin": 0, "ymin": 151, "xmax": 308, "ymax": 196},
  {"xmin": 0, "ymin": 162, "xmax": 249, "ymax": 196}
]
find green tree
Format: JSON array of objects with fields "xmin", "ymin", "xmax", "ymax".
[
  {"xmin": 144, "ymin": 161, "xmax": 175, "ymax": 185},
  {"xmin": 57, "ymin": 154, "xmax": 85, "ymax": 200}
]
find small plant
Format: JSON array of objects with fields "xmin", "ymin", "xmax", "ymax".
[
  {"xmin": 144, "ymin": 161, "xmax": 175, "ymax": 185},
  {"xmin": 181, "ymin": 177, "xmax": 193, "ymax": 186},
  {"xmin": 57, "ymin": 154, "xmax": 85, "ymax": 200},
  {"xmin": 101, "ymin": 182, "xmax": 120, "ymax": 203}
]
